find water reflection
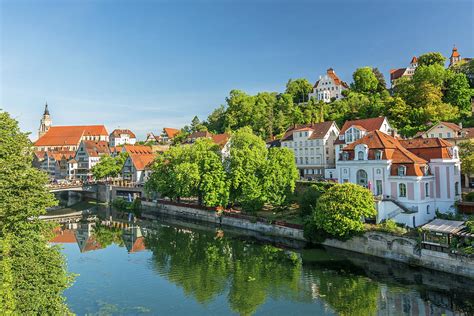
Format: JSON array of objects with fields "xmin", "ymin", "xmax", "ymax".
[{"xmin": 51, "ymin": 211, "xmax": 474, "ymax": 315}]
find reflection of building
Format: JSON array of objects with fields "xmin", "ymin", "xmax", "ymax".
[
  {"xmin": 122, "ymin": 225, "xmax": 147, "ymax": 253},
  {"xmin": 74, "ymin": 222, "xmax": 103, "ymax": 253}
]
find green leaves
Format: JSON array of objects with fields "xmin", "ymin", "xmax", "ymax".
[
  {"xmin": 91, "ymin": 152, "xmax": 128, "ymax": 180},
  {"xmin": 307, "ymin": 183, "xmax": 376, "ymax": 240},
  {"xmin": 0, "ymin": 111, "xmax": 73, "ymax": 314}
]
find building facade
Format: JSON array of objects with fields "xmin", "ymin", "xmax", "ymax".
[
  {"xmin": 281, "ymin": 121, "xmax": 339, "ymax": 179},
  {"xmin": 121, "ymin": 145, "xmax": 155, "ymax": 184},
  {"xmin": 336, "ymin": 131, "xmax": 461, "ymax": 227},
  {"xmin": 73, "ymin": 140, "xmax": 110, "ymax": 180},
  {"xmin": 308, "ymin": 68, "xmax": 348, "ymax": 103},
  {"xmin": 109, "ymin": 129, "xmax": 137, "ymax": 147},
  {"xmin": 38, "ymin": 103, "xmax": 52, "ymax": 138},
  {"xmin": 389, "ymin": 56, "xmax": 418, "ymax": 88}
]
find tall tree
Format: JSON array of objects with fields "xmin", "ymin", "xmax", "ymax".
[
  {"xmin": 417, "ymin": 52, "xmax": 446, "ymax": 67},
  {"xmin": 285, "ymin": 78, "xmax": 313, "ymax": 104},
  {"xmin": 351, "ymin": 67, "xmax": 379, "ymax": 94},
  {"xmin": 444, "ymin": 71, "xmax": 473, "ymax": 117},
  {"xmin": 372, "ymin": 67, "xmax": 387, "ymax": 92},
  {"xmin": 0, "ymin": 111, "xmax": 73, "ymax": 314},
  {"xmin": 91, "ymin": 152, "xmax": 128, "ymax": 181}
]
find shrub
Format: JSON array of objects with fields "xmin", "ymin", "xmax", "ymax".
[
  {"xmin": 374, "ymin": 220, "xmax": 407, "ymax": 235},
  {"xmin": 464, "ymin": 192, "xmax": 474, "ymax": 202},
  {"xmin": 305, "ymin": 183, "xmax": 376, "ymax": 241},
  {"xmin": 299, "ymin": 183, "xmax": 334, "ymax": 218}
]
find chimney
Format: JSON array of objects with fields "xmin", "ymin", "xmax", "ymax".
[{"xmin": 459, "ymin": 122, "xmax": 463, "ymax": 129}]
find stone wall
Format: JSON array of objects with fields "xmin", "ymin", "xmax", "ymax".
[{"xmin": 142, "ymin": 201, "xmax": 474, "ymax": 278}]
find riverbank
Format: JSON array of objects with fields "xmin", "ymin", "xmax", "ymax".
[{"xmin": 142, "ymin": 200, "xmax": 474, "ymax": 278}]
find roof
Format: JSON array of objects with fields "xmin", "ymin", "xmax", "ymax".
[
  {"xmin": 48, "ymin": 151, "xmax": 76, "ymax": 161},
  {"xmin": 399, "ymin": 138, "xmax": 455, "ymax": 160},
  {"xmin": 211, "ymin": 133, "xmax": 230, "ymax": 147},
  {"xmin": 163, "ymin": 128, "xmax": 180, "ymax": 139},
  {"xmin": 461, "ymin": 127, "xmax": 474, "ymax": 139},
  {"xmin": 34, "ymin": 125, "xmax": 108, "ymax": 147},
  {"xmin": 410, "ymin": 56, "xmax": 418, "ymax": 64},
  {"xmin": 50, "ymin": 228, "xmax": 77, "ymax": 243},
  {"xmin": 281, "ymin": 121, "xmax": 336, "ymax": 142},
  {"xmin": 339, "ymin": 117, "xmax": 387, "ymax": 134},
  {"xmin": 343, "ymin": 131, "xmax": 428, "ymax": 176},
  {"xmin": 33, "ymin": 151, "xmax": 46, "ymax": 160},
  {"xmin": 390, "ymin": 68, "xmax": 406, "ymax": 81},
  {"xmin": 129, "ymin": 153, "xmax": 155, "ymax": 170},
  {"xmin": 187, "ymin": 131, "xmax": 213, "ymax": 140},
  {"xmin": 130, "ymin": 237, "xmax": 147, "ymax": 253},
  {"xmin": 123, "ymin": 144, "xmax": 153, "ymax": 155},
  {"xmin": 451, "ymin": 47, "xmax": 460, "ymax": 58},
  {"xmin": 422, "ymin": 219, "xmax": 465, "ymax": 234},
  {"xmin": 314, "ymin": 68, "xmax": 349, "ymax": 89},
  {"xmin": 110, "ymin": 129, "xmax": 136, "ymax": 138},
  {"xmin": 83, "ymin": 141, "xmax": 110, "ymax": 157}
]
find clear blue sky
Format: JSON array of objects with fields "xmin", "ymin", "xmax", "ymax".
[{"xmin": 1, "ymin": 0, "xmax": 473, "ymax": 139}]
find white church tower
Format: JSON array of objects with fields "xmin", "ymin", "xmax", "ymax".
[{"xmin": 38, "ymin": 102, "xmax": 52, "ymax": 139}]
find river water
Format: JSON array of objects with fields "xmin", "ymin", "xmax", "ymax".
[{"xmin": 51, "ymin": 196, "xmax": 474, "ymax": 315}]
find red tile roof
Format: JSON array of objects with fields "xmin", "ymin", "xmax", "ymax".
[
  {"xmin": 50, "ymin": 228, "xmax": 77, "ymax": 243},
  {"xmin": 410, "ymin": 56, "xmax": 418, "ymax": 64},
  {"xmin": 461, "ymin": 127, "xmax": 474, "ymax": 139},
  {"xmin": 211, "ymin": 133, "xmax": 230, "ymax": 148},
  {"xmin": 110, "ymin": 129, "xmax": 136, "ymax": 138},
  {"xmin": 314, "ymin": 68, "xmax": 349, "ymax": 89},
  {"xmin": 399, "ymin": 138, "xmax": 455, "ymax": 160},
  {"xmin": 339, "ymin": 117, "xmax": 387, "ymax": 134},
  {"xmin": 451, "ymin": 47, "xmax": 460, "ymax": 58},
  {"xmin": 34, "ymin": 125, "xmax": 108, "ymax": 147},
  {"xmin": 130, "ymin": 237, "xmax": 147, "ymax": 253},
  {"xmin": 123, "ymin": 145, "xmax": 155, "ymax": 170},
  {"xmin": 343, "ymin": 131, "xmax": 428, "ymax": 176},
  {"xmin": 163, "ymin": 128, "xmax": 180, "ymax": 139},
  {"xmin": 390, "ymin": 68, "xmax": 406, "ymax": 81},
  {"xmin": 123, "ymin": 144, "xmax": 153, "ymax": 155}
]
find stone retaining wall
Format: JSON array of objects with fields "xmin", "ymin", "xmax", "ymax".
[{"xmin": 142, "ymin": 200, "xmax": 474, "ymax": 278}]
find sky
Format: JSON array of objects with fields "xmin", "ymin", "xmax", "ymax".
[{"xmin": 1, "ymin": 0, "xmax": 473, "ymax": 140}]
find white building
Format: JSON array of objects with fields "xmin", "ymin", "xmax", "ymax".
[
  {"xmin": 281, "ymin": 121, "xmax": 339, "ymax": 179},
  {"xmin": 74, "ymin": 140, "xmax": 110, "ymax": 180},
  {"xmin": 389, "ymin": 56, "xmax": 418, "ymax": 88},
  {"xmin": 109, "ymin": 129, "xmax": 137, "ymax": 147},
  {"xmin": 335, "ymin": 117, "xmax": 393, "ymax": 162},
  {"xmin": 336, "ymin": 130, "xmax": 461, "ymax": 227},
  {"xmin": 308, "ymin": 68, "xmax": 348, "ymax": 103}
]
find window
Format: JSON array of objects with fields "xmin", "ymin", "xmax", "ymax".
[
  {"xmin": 439, "ymin": 133, "xmax": 442, "ymax": 138},
  {"xmin": 431, "ymin": 134, "xmax": 434, "ymax": 138},
  {"xmin": 447, "ymin": 132, "xmax": 451, "ymax": 138},
  {"xmin": 357, "ymin": 151, "xmax": 364, "ymax": 160},
  {"xmin": 399, "ymin": 183, "xmax": 407, "ymax": 197},
  {"xmin": 305, "ymin": 157, "xmax": 309, "ymax": 164},
  {"xmin": 342, "ymin": 152, "xmax": 349, "ymax": 161},
  {"xmin": 299, "ymin": 157, "xmax": 303, "ymax": 164},
  {"xmin": 398, "ymin": 166, "xmax": 406, "ymax": 176},
  {"xmin": 427, "ymin": 205, "xmax": 430, "ymax": 214},
  {"xmin": 376, "ymin": 180, "xmax": 383, "ymax": 196},
  {"xmin": 375, "ymin": 150, "xmax": 382, "ymax": 160},
  {"xmin": 376, "ymin": 169, "xmax": 381, "ymax": 175},
  {"xmin": 425, "ymin": 183, "xmax": 429, "ymax": 197},
  {"xmin": 455, "ymin": 182, "xmax": 460, "ymax": 196},
  {"xmin": 343, "ymin": 168, "xmax": 348, "ymax": 174}
]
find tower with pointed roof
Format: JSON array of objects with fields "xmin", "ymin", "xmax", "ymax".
[
  {"xmin": 38, "ymin": 102, "xmax": 52, "ymax": 139},
  {"xmin": 449, "ymin": 46, "xmax": 461, "ymax": 67}
]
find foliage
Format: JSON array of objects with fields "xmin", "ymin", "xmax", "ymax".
[
  {"xmin": 417, "ymin": 52, "xmax": 446, "ymax": 67},
  {"xmin": 307, "ymin": 183, "xmax": 376, "ymax": 240},
  {"xmin": 112, "ymin": 197, "xmax": 142, "ymax": 217},
  {"xmin": 451, "ymin": 59, "xmax": 474, "ymax": 88},
  {"xmin": 458, "ymin": 142, "xmax": 474, "ymax": 175},
  {"xmin": 0, "ymin": 111, "xmax": 73, "ymax": 314},
  {"xmin": 444, "ymin": 71, "xmax": 473, "ymax": 117},
  {"xmin": 299, "ymin": 183, "xmax": 334, "ymax": 218},
  {"xmin": 351, "ymin": 67, "xmax": 379, "ymax": 94},
  {"xmin": 371, "ymin": 220, "xmax": 407, "ymax": 235},
  {"xmin": 435, "ymin": 210, "xmax": 464, "ymax": 221},
  {"xmin": 285, "ymin": 78, "xmax": 313, "ymax": 104},
  {"xmin": 93, "ymin": 223, "xmax": 124, "ymax": 248},
  {"xmin": 91, "ymin": 152, "xmax": 128, "ymax": 180},
  {"xmin": 464, "ymin": 192, "xmax": 474, "ymax": 202}
]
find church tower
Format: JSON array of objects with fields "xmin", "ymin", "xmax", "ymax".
[
  {"xmin": 38, "ymin": 102, "xmax": 52, "ymax": 139},
  {"xmin": 449, "ymin": 46, "xmax": 461, "ymax": 67}
]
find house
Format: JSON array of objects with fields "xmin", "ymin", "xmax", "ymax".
[
  {"xmin": 145, "ymin": 132, "xmax": 161, "ymax": 144},
  {"xmin": 448, "ymin": 46, "xmax": 472, "ymax": 67},
  {"xmin": 34, "ymin": 125, "xmax": 109, "ymax": 152},
  {"xmin": 121, "ymin": 145, "xmax": 155, "ymax": 184},
  {"xmin": 335, "ymin": 117, "xmax": 393, "ymax": 161},
  {"xmin": 35, "ymin": 150, "xmax": 75, "ymax": 179},
  {"xmin": 109, "ymin": 129, "xmax": 137, "ymax": 147},
  {"xmin": 336, "ymin": 130, "xmax": 461, "ymax": 227},
  {"xmin": 211, "ymin": 133, "xmax": 231, "ymax": 158},
  {"xmin": 185, "ymin": 131, "xmax": 213, "ymax": 144},
  {"xmin": 161, "ymin": 128, "xmax": 180, "ymax": 143},
  {"xmin": 390, "ymin": 56, "xmax": 418, "ymax": 88},
  {"xmin": 308, "ymin": 68, "xmax": 348, "ymax": 103},
  {"xmin": 415, "ymin": 121, "xmax": 474, "ymax": 187},
  {"xmin": 74, "ymin": 140, "xmax": 110, "ymax": 180},
  {"xmin": 281, "ymin": 121, "xmax": 339, "ymax": 179}
]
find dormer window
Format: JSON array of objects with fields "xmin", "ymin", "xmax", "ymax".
[
  {"xmin": 357, "ymin": 151, "xmax": 364, "ymax": 160},
  {"xmin": 375, "ymin": 150, "xmax": 382, "ymax": 160},
  {"xmin": 423, "ymin": 165, "xmax": 429, "ymax": 176},
  {"xmin": 398, "ymin": 166, "xmax": 406, "ymax": 176},
  {"xmin": 342, "ymin": 152, "xmax": 349, "ymax": 161}
]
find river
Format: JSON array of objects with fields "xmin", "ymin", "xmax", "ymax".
[{"xmin": 51, "ymin": 195, "xmax": 474, "ymax": 315}]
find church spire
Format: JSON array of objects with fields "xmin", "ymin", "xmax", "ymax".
[{"xmin": 44, "ymin": 102, "xmax": 50, "ymax": 115}]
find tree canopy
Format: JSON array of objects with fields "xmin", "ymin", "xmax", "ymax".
[
  {"xmin": 91, "ymin": 152, "xmax": 128, "ymax": 180},
  {"xmin": 0, "ymin": 111, "xmax": 73, "ymax": 314}
]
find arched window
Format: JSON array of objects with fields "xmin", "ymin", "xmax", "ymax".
[
  {"xmin": 357, "ymin": 151, "xmax": 364, "ymax": 160},
  {"xmin": 425, "ymin": 183, "xmax": 429, "ymax": 197},
  {"xmin": 399, "ymin": 183, "xmax": 407, "ymax": 197},
  {"xmin": 398, "ymin": 166, "xmax": 406, "ymax": 176},
  {"xmin": 356, "ymin": 169, "xmax": 368, "ymax": 187}
]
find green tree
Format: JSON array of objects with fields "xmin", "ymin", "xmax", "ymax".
[
  {"xmin": 351, "ymin": 67, "xmax": 379, "ymax": 94},
  {"xmin": 444, "ymin": 71, "xmax": 473, "ymax": 117},
  {"xmin": 91, "ymin": 152, "xmax": 128, "ymax": 181},
  {"xmin": 227, "ymin": 127, "xmax": 268, "ymax": 212},
  {"xmin": 263, "ymin": 147, "xmax": 299, "ymax": 207},
  {"xmin": 205, "ymin": 105, "xmax": 226, "ymax": 133},
  {"xmin": 451, "ymin": 59, "xmax": 474, "ymax": 88},
  {"xmin": 0, "ymin": 111, "xmax": 73, "ymax": 314},
  {"xmin": 308, "ymin": 183, "xmax": 376, "ymax": 240},
  {"xmin": 372, "ymin": 67, "xmax": 387, "ymax": 92},
  {"xmin": 459, "ymin": 142, "xmax": 474, "ymax": 176},
  {"xmin": 285, "ymin": 78, "xmax": 313, "ymax": 104},
  {"xmin": 417, "ymin": 52, "xmax": 446, "ymax": 67}
]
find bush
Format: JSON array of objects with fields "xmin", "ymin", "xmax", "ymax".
[
  {"xmin": 374, "ymin": 220, "xmax": 407, "ymax": 235},
  {"xmin": 305, "ymin": 183, "xmax": 376, "ymax": 241},
  {"xmin": 112, "ymin": 198, "xmax": 129, "ymax": 211},
  {"xmin": 299, "ymin": 183, "xmax": 334, "ymax": 218},
  {"xmin": 464, "ymin": 192, "xmax": 474, "ymax": 202}
]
